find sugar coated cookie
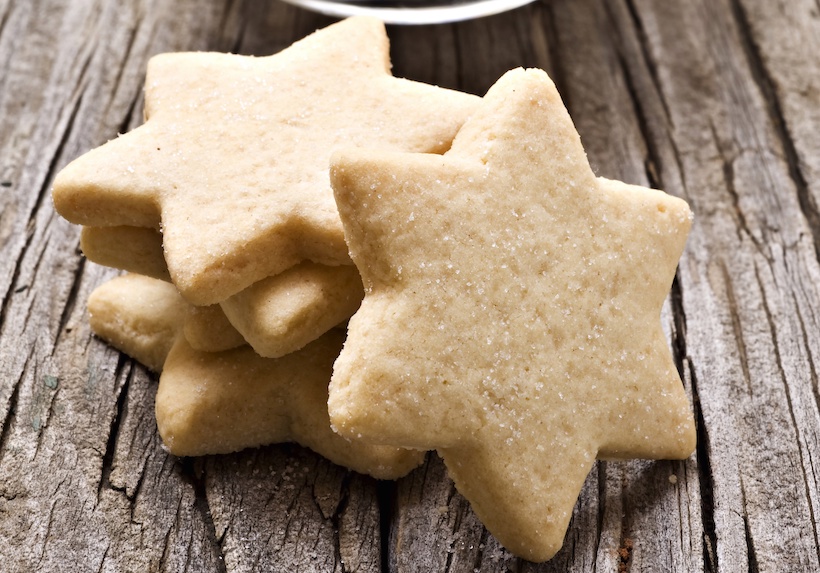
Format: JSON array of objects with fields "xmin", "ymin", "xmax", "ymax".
[
  {"xmin": 220, "ymin": 262, "xmax": 363, "ymax": 358},
  {"xmin": 53, "ymin": 16, "xmax": 479, "ymax": 305},
  {"xmin": 328, "ymin": 68, "xmax": 695, "ymax": 561},
  {"xmin": 82, "ymin": 226, "xmax": 170, "ymax": 281},
  {"xmin": 183, "ymin": 303, "xmax": 246, "ymax": 352},
  {"xmin": 81, "ymin": 226, "xmax": 363, "ymax": 355}
]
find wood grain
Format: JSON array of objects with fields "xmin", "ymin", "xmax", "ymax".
[{"xmin": 1, "ymin": 0, "xmax": 818, "ymax": 571}]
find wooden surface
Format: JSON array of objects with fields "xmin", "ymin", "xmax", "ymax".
[{"xmin": 1, "ymin": 0, "xmax": 819, "ymax": 571}]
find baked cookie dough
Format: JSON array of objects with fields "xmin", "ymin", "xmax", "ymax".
[{"xmin": 328, "ymin": 67, "xmax": 695, "ymax": 561}]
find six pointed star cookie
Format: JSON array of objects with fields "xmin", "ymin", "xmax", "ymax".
[
  {"xmin": 53, "ymin": 16, "xmax": 479, "ymax": 305},
  {"xmin": 81, "ymin": 226, "xmax": 363, "ymax": 357},
  {"xmin": 328, "ymin": 68, "xmax": 696, "ymax": 561},
  {"xmin": 88, "ymin": 273, "xmax": 423, "ymax": 479}
]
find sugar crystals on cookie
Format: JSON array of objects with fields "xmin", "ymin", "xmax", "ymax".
[
  {"xmin": 329, "ymin": 67, "xmax": 695, "ymax": 562},
  {"xmin": 53, "ymin": 16, "xmax": 479, "ymax": 306}
]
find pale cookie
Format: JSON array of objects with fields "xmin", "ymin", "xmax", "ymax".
[
  {"xmin": 87, "ymin": 273, "xmax": 184, "ymax": 371},
  {"xmin": 157, "ymin": 332, "xmax": 424, "ymax": 479},
  {"xmin": 88, "ymin": 274, "xmax": 422, "ymax": 478},
  {"xmin": 82, "ymin": 226, "xmax": 170, "ymax": 281},
  {"xmin": 87, "ymin": 273, "xmax": 240, "ymax": 363},
  {"xmin": 183, "ymin": 303, "xmax": 246, "ymax": 352},
  {"xmin": 220, "ymin": 262, "xmax": 363, "ymax": 358},
  {"xmin": 53, "ymin": 16, "xmax": 479, "ymax": 305},
  {"xmin": 328, "ymin": 68, "xmax": 695, "ymax": 562},
  {"xmin": 81, "ymin": 226, "xmax": 363, "ymax": 355}
]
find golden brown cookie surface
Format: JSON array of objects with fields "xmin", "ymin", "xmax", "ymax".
[{"xmin": 220, "ymin": 262, "xmax": 363, "ymax": 358}]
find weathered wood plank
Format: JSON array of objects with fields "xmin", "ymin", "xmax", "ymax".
[
  {"xmin": 203, "ymin": 446, "xmax": 382, "ymax": 573},
  {"xmin": 2, "ymin": 0, "xmax": 820, "ymax": 571},
  {"xmin": 612, "ymin": 0, "xmax": 820, "ymax": 571},
  {"xmin": 0, "ymin": 1, "xmax": 243, "ymax": 570},
  {"xmin": 546, "ymin": 4, "xmax": 706, "ymax": 571},
  {"xmin": 736, "ymin": 0, "xmax": 820, "ymax": 257}
]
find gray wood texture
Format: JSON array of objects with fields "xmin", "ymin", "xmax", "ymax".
[{"xmin": 1, "ymin": 0, "xmax": 818, "ymax": 571}]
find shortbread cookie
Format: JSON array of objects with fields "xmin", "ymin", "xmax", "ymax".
[
  {"xmin": 156, "ymin": 332, "xmax": 424, "ymax": 479},
  {"xmin": 88, "ymin": 274, "xmax": 422, "ymax": 478},
  {"xmin": 87, "ymin": 273, "xmax": 184, "ymax": 371},
  {"xmin": 183, "ymin": 303, "xmax": 246, "ymax": 352},
  {"xmin": 81, "ymin": 225, "xmax": 363, "ymax": 355},
  {"xmin": 53, "ymin": 16, "xmax": 479, "ymax": 305},
  {"xmin": 220, "ymin": 262, "xmax": 363, "ymax": 358},
  {"xmin": 328, "ymin": 68, "xmax": 695, "ymax": 561},
  {"xmin": 81, "ymin": 226, "xmax": 170, "ymax": 281}
]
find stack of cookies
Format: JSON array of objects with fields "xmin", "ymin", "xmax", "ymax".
[
  {"xmin": 52, "ymin": 16, "xmax": 697, "ymax": 563},
  {"xmin": 52, "ymin": 17, "xmax": 477, "ymax": 480}
]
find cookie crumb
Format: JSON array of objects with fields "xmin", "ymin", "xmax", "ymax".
[{"xmin": 618, "ymin": 537, "xmax": 633, "ymax": 573}]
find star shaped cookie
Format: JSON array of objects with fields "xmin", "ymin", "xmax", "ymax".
[
  {"xmin": 82, "ymin": 226, "xmax": 363, "ymax": 356},
  {"xmin": 88, "ymin": 273, "xmax": 423, "ymax": 479},
  {"xmin": 81, "ymin": 226, "xmax": 170, "ymax": 281},
  {"xmin": 53, "ymin": 16, "xmax": 479, "ymax": 305},
  {"xmin": 328, "ymin": 68, "xmax": 696, "ymax": 561},
  {"xmin": 88, "ymin": 273, "xmax": 184, "ymax": 371},
  {"xmin": 158, "ymin": 333, "xmax": 423, "ymax": 479}
]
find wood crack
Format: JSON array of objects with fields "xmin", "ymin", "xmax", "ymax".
[
  {"xmin": 103, "ymin": 10, "xmax": 143, "ymax": 129},
  {"xmin": 54, "ymin": 254, "xmax": 85, "ymax": 348},
  {"xmin": 717, "ymin": 261, "xmax": 753, "ymax": 396},
  {"xmin": 94, "ymin": 544, "xmax": 110, "ymax": 573},
  {"xmin": 470, "ymin": 526, "xmax": 489, "ymax": 573},
  {"xmin": 157, "ymin": 496, "xmax": 182, "ymax": 572},
  {"xmin": 620, "ymin": 0, "xmax": 672, "ymax": 127},
  {"xmin": 328, "ymin": 472, "xmax": 351, "ymax": 573},
  {"xmin": 29, "ymin": 70, "xmax": 88, "ymax": 224},
  {"xmin": 617, "ymin": 464, "xmax": 633, "ymax": 573},
  {"xmin": 711, "ymin": 120, "xmax": 768, "ymax": 257},
  {"xmin": 738, "ymin": 475, "xmax": 760, "ymax": 573},
  {"xmin": 19, "ymin": 236, "xmax": 53, "ymax": 332},
  {"xmin": 0, "ymin": 354, "xmax": 26, "ymax": 464},
  {"xmin": 795, "ymin": 302, "xmax": 820, "ymax": 433},
  {"xmin": 96, "ymin": 357, "xmax": 132, "ymax": 502},
  {"xmin": 728, "ymin": 0, "xmax": 820, "ymax": 264},
  {"xmin": 36, "ymin": 494, "xmax": 61, "ymax": 567},
  {"xmin": 592, "ymin": 461, "xmax": 607, "ymax": 572},
  {"xmin": 0, "ymin": 1, "xmax": 11, "ymax": 44},
  {"xmin": 692, "ymin": 359, "xmax": 718, "ymax": 573},
  {"xmin": 754, "ymin": 260, "xmax": 820, "ymax": 564},
  {"xmin": 179, "ymin": 457, "xmax": 229, "ymax": 573},
  {"xmin": 378, "ymin": 477, "xmax": 397, "ymax": 573},
  {"xmin": 804, "ymin": 445, "xmax": 820, "ymax": 568},
  {"xmin": 607, "ymin": 0, "xmax": 689, "ymax": 199},
  {"xmin": 609, "ymin": 29, "xmax": 659, "ymax": 191},
  {"xmin": 670, "ymin": 275, "xmax": 717, "ymax": 572},
  {"xmin": 0, "ymin": 215, "xmax": 34, "ymax": 333},
  {"xmin": 32, "ymin": 376, "xmax": 61, "ymax": 461}
]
